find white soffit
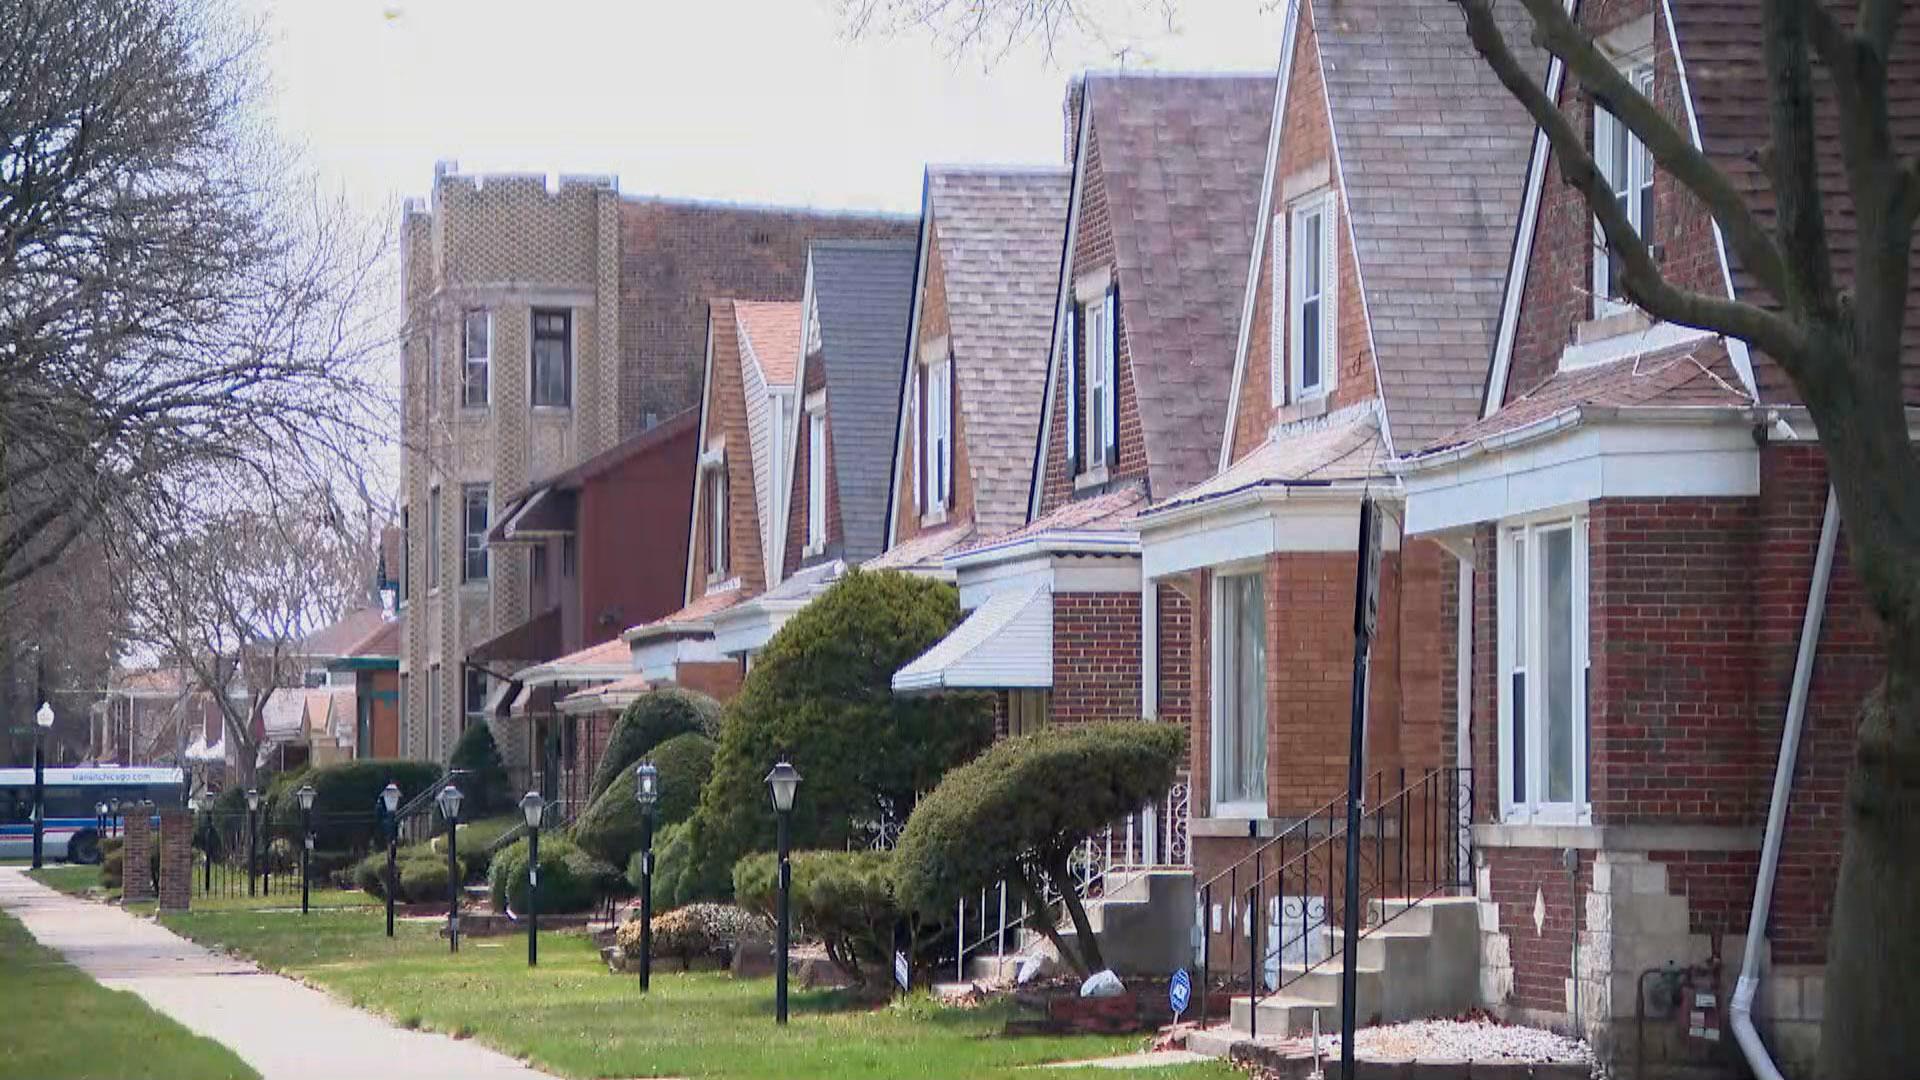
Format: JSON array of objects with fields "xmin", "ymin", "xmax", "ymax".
[
  {"xmin": 893, "ymin": 585, "xmax": 1052, "ymax": 695},
  {"xmin": 631, "ymin": 635, "xmax": 722, "ymax": 683},
  {"xmin": 1402, "ymin": 412, "xmax": 1759, "ymax": 535},
  {"xmin": 1139, "ymin": 490, "xmax": 1399, "ymax": 580}
]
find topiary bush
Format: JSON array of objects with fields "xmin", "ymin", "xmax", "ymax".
[
  {"xmin": 447, "ymin": 722, "xmax": 512, "ymax": 816},
  {"xmin": 892, "ymin": 722, "xmax": 1186, "ymax": 977},
  {"xmin": 266, "ymin": 759, "xmax": 441, "ymax": 854},
  {"xmin": 354, "ymin": 849, "xmax": 454, "ymax": 903},
  {"xmin": 617, "ymin": 903, "xmax": 765, "ymax": 969},
  {"xmin": 587, "ymin": 688, "xmax": 724, "ymax": 802},
  {"xmin": 677, "ymin": 569, "xmax": 993, "ymax": 902},
  {"xmin": 572, "ymin": 732, "xmax": 714, "ymax": 867},
  {"xmin": 487, "ymin": 835, "xmax": 618, "ymax": 915},
  {"xmin": 642, "ymin": 820, "xmax": 733, "ymax": 910},
  {"xmin": 733, "ymin": 848, "xmax": 943, "ymax": 986}
]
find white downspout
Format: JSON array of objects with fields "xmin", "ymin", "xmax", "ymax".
[{"xmin": 1731, "ymin": 487, "xmax": 1839, "ymax": 1080}]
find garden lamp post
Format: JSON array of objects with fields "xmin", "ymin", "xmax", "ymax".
[
  {"xmin": 381, "ymin": 782, "xmax": 402, "ymax": 937},
  {"xmin": 633, "ymin": 761, "xmax": 660, "ymax": 991},
  {"xmin": 244, "ymin": 788, "xmax": 261, "ymax": 897},
  {"xmin": 520, "ymin": 791, "xmax": 545, "ymax": 967},
  {"xmin": 31, "ymin": 703, "xmax": 52, "ymax": 870},
  {"xmin": 436, "ymin": 784, "xmax": 464, "ymax": 953},
  {"xmin": 295, "ymin": 784, "xmax": 317, "ymax": 915},
  {"xmin": 765, "ymin": 761, "xmax": 801, "ymax": 1025}
]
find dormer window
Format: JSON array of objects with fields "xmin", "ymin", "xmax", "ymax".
[
  {"xmin": 1594, "ymin": 64, "xmax": 1655, "ymax": 317},
  {"xmin": 1067, "ymin": 276, "xmax": 1118, "ymax": 479},
  {"xmin": 702, "ymin": 448, "xmax": 729, "ymax": 584},
  {"xmin": 916, "ymin": 345, "xmax": 953, "ymax": 521},
  {"xmin": 1285, "ymin": 191, "xmax": 1337, "ymax": 403},
  {"xmin": 805, "ymin": 392, "xmax": 827, "ymax": 554}
]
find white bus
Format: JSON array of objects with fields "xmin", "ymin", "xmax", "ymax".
[{"xmin": 0, "ymin": 766, "xmax": 186, "ymax": 864}]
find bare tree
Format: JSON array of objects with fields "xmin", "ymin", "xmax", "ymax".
[
  {"xmin": 838, "ymin": 0, "xmax": 1177, "ymax": 62},
  {"xmin": 0, "ymin": 0, "xmax": 393, "ymax": 593},
  {"xmin": 118, "ymin": 474, "xmax": 378, "ymax": 785}
]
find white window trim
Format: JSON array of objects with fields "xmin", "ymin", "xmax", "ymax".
[
  {"xmin": 1210, "ymin": 564, "xmax": 1268, "ymax": 820},
  {"xmin": 426, "ymin": 485, "xmax": 442, "ymax": 596},
  {"xmin": 805, "ymin": 394, "xmax": 827, "ymax": 555},
  {"xmin": 462, "ymin": 309, "xmax": 491, "ymax": 410},
  {"xmin": 1496, "ymin": 508, "xmax": 1592, "ymax": 825},
  {"xmin": 1269, "ymin": 210, "xmax": 1286, "ymax": 406},
  {"xmin": 530, "ymin": 307, "xmax": 574, "ymax": 411},
  {"xmin": 925, "ymin": 355, "xmax": 953, "ymax": 520},
  {"xmin": 1288, "ymin": 190, "xmax": 1338, "ymax": 403},
  {"xmin": 1592, "ymin": 61, "xmax": 1655, "ymax": 320},
  {"xmin": 460, "ymin": 483, "xmax": 490, "ymax": 585},
  {"xmin": 705, "ymin": 457, "xmax": 729, "ymax": 585}
]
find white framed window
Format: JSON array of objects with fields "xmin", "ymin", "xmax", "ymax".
[
  {"xmin": 1593, "ymin": 63, "xmax": 1655, "ymax": 317},
  {"xmin": 1082, "ymin": 290, "xmax": 1117, "ymax": 468},
  {"xmin": 460, "ymin": 484, "xmax": 489, "ymax": 583},
  {"xmin": 426, "ymin": 485, "xmax": 441, "ymax": 593},
  {"xmin": 531, "ymin": 308, "xmax": 571, "ymax": 408},
  {"xmin": 1288, "ymin": 192, "xmax": 1336, "ymax": 401},
  {"xmin": 1211, "ymin": 569, "xmax": 1268, "ymax": 818},
  {"xmin": 463, "ymin": 668, "xmax": 489, "ymax": 732},
  {"xmin": 806, "ymin": 396, "xmax": 826, "ymax": 553},
  {"xmin": 925, "ymin": 356, "xmax": 952, "ymax": 512},
  {"xmin": 462, "ymin": 309, "xmax": 490, "ymax": 408},
  {"xmin": 704, "ymin": 454, "xmax": 729, "ymax": 583},
  {"xmin": 1497, "ymin": 513, "xmax": 1591, "ymax": 823}
]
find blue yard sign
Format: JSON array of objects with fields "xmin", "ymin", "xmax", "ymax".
[{"xmin": 1169, "ymin": 968, "xmax": 1192, "ymax": 1021}]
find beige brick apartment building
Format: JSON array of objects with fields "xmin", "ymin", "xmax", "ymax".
[{"xmin": 397, "ymin": 164, "xmax": 911, "ymax": 771}]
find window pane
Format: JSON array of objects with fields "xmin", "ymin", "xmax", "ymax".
[
  {"xmin": 1543, "ymin": 528, "xmax": 1575, "ymax": 803},
  {"xmin": 1510, "ymin": 534, "xmax": 1526, "ymax": 803},
  {"xmin": 1511, "ymin": 670, "xmax": 1527, "ymax": 803},
  {"xmin": 1301, "ymin": 298, "xmax": 1321, "ymax": 389},
  {"xmin": 465, "ymin": 311, "xmax": 488, "ymax": 359},
  {"xmin": 1218, "ymin": 574, "xmax": 1267, "ymax": 807},
  {"xmin": 1304, "ymin": 213, "xmax": 1321, "ymax": 296}
]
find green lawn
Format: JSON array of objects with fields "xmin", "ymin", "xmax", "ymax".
[
  {"xmin": 0, "ymin": 910, "xmax": 257, "ymax": 1080},
  {"xmin": 159, "ymin": 906, "xmax": 1233, "ymax": 1080},
  {"xmin": 28, "ymin": 864, "xmax": 105, "ymax": 898}
]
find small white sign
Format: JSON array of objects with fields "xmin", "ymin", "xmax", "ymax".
[{"xmin": 893, "ymin": 951, "xmax": 910, "ymax": 991}]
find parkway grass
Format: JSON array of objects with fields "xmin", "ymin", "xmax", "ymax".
[
  {"xmin": 159, "ymin": 904, "xmax": 1237, "ymax": 1080},
  {"xmin": 0, "ymin": 909, "xmax": 258, "ymax": 1080}
]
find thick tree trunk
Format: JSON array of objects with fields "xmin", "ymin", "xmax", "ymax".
[
  {"xmin": 1819, "ymin": 631, "xmax": 1920, "ymax": 1080},
  {"xmin": 1010, "ymin": 870, "xmax": 1087, "ymax": 979},
  {"xmin": 1049, "ymin": 853, "xmax": 1107, "ymax": 977}
]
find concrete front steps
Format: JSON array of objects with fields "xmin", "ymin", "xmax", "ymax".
[
  {"xmin": 966, "ymin": 869, "xmax": 1197, "ymax": 982},
  {"xmin": 1189, "ymin": 896, "xmax": 1480, "ymax": 1058}
]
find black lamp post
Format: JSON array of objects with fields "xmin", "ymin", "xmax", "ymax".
[
  {"xmin": 380, "ymin": 782, "xmax": 401, "ymax": 937},
  {"xmin": 436, "ymin": 784, "xmax": 464, "ymax": 953},
  {"xmin": 31, "ymin": 703, "xmax": 53, "ymax": 869},
  {"xmin": 244, "ymin": 788, "xmax": 261, "ymax": 896},
  {"xmin": 295, "ymin": 784, "xmax": 317, "ymax": 915},
  {"xmin": 633, "ymin": 761, "xmax": 660, "ymax": 991},
  {"xmin": 764, "ymin": 761, "xmax": 801, "ymax": 1025},
  {"xmin": 520, "ymin": 791, "xmax": 545, "ymax": 967}
]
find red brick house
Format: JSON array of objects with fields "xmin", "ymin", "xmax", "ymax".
[{"xmin": 1387, "ymin": 1, "xmax": 1915, "ymax": 1073}]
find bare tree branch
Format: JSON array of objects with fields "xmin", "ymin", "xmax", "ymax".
[{"xmin": 1764, "ymin": 0, "xmax": 1839, "ymax": 319}]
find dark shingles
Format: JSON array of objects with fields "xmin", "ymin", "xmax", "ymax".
[
  {"xmin": 929, "ymin": 167, "xmax": 1073, "ymax": 536},
  {"xmin": 811, "ymin": 240, "xmax": 920, "ymax": 564},
  {"xmin": 1084, "ymin": 73, "xmax": 1275, "ymax": 496},
  {"xmin": 1312, "ymin": 0, "xmax": 1545, "ymax": 451}
]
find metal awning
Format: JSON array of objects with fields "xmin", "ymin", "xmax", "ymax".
[
  {"xmin": 467, "ymin": 608, "xmax": 562, "ymax": 666},
  {"xmin": 892, "ymin": 585, "xmax": 1052, "ymax": 695}
]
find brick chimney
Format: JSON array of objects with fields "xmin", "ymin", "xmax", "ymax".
[{"xmin": 1063, "ymin": 74, "xmax": 1087, "ymax": 164}]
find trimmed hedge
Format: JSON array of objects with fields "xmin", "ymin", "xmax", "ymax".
[
  {"xmin": 353, "ymin": 849, "xmax": 453, "ymax": 903},
  {"xmin": 677, "ymin": 569, "xmax": 992, "ymax": 903},
  {"xmin": 447, "ymin": 722, "xmax": 512, "ymax": 816},
  {"xmin": 571, "ymin": 732, "xmax": 713, "ymax": 867},
  {"xmin": 487, "ymin": 835, "xmax": 618, "ymax": 915},
  {"xmin": 587, "ymin": 688, "xmax": 723, "ymax": 803},
  {"xmin": 266, "ymin": 759, "xmax": 441, "ymax": 854},
  {"xmin": 892, "ymin": 722, "xmax": 1186, "ymax": 976},
  {"xmin": 734, "ymin": 849, "xmax": 940, "ymax": 985}
]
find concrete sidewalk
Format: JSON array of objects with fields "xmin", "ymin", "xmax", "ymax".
[{"xmin": 0, "ymin": 867, "xmax": 557, "ymax": 1080}]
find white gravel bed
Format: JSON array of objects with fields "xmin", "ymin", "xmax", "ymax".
[{"xmin": 1308, "ymin": 1018, "xmax": 1592, "ymax": 1063}]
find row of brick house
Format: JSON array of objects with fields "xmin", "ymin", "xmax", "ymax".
[{"xmin": 380, "ymin": 0, "xmax": 1909, "ymax": 1072}]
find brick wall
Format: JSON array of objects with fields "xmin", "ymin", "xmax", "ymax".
[
  {"xmin": 674, "ymin": 660, "xmax": 744, "ymax": 704},
  {"xmin": 1156, "ymin": 582, "xmax": 1193, "ymax": 727},
  {"xmin": 1482, "ymin": 846, "xmax": 1591, "ymax": 1013},
  {"xmin": 1052, "ymin": 592, "xmax": 1143, "ymax": 725},
  {"xmin": 689, "ymin": 301, "xmax": 766, "ymax": 597},
  {"xmin": 157, "ymin": 807, "xmax": 192, "ymax": 912},
  {"xmin": 1230, "ymin": 0, "xmax": 1376, "ymax": 463},
  {"xmin": 122, "ymin": 807, "xmax": 154, "ymax": 903}
]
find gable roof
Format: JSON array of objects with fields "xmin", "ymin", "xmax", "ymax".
[
  {"xmin": 301, "ymin": 608, "xmax": 390, "ymax": 659},
  {"xmin": 808, "ymin": 240, "xmax": 919, "ymax": 564},
  {"xmin": 1310, "ymin": 0, "xmax": 1545, "ymax": 451},
  {"xmin": 1666, "ymin": 0, "xmax": 1920, "ymax": 404},
  {"xmin": 736, "ymin": 301, "xmax": 803, "ymax": 386},
  {"xmin": 920, "ymin": 167, "xmax": 1072, "ymax": 538},
  {"xmin": 1050, "ymin": 73, "xmax": 1275, "ymax": 505}
]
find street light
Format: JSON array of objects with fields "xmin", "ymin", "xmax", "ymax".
[
  {"xmin": 764, "ymin": 761, "xmax": 801, "ymax": 1025},
  {"xmin": 633, "ymin": 761, "xmax": 660, "ymax": 991},
  {"xmin": 435, "ymin": 784, "xmax": 464, "ymax": 953},
  {"xmin": 295, "ymin": 785, "xmax": 317, "ymax": 916},
  {"xmin": 244, "ymin": 788, "xmax": 261, "ymax": 897},
  {"xmin": 31, "ymin": 703, "xmax": 52, "ymax": 870},
  {"xmin": 380, "ymin": 782, "xmax": 402, "ymax": 938},
  {"xmin": 519, "ymin": 791, "xmax": 546, "ymax": 967}
]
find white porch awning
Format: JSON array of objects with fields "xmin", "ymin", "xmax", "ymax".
[{"xmin": 892, "ymin": 585, "xmax": 1052, "ymax": 695}]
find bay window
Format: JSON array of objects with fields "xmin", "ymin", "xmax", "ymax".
[
  {"xmin": 1212, "ymin": 570, "xmax": 1268, "ymax": 817},
  {"xmin": 1498, "ymin": 514, "xmax": 1590, "ymax": 822}
]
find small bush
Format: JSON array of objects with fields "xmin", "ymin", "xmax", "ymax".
[
  {"xmin": 487, "ymin": 835, "xmax": 617, "ymax": 915},
  {"xmin": 734, "ymin": 849, "xmax": 937, "ymax": 985},
  {"xmin": 447, "ymin": 722, "xmax": 512, "ymax": 816},
  {"xmin": 440, "ymin": 815, "xmax": 520, "ymax": 881},
  {"xmin": 616, "ymin": 903, "xmax": 765, "ymax": 969},
  {"xmin": 399, "ymin": 856, "xmax": 452, "ymax": 903},
  {"xmin": 572, "ymin": 732, "xmax": 714, "ymax": 867},
  {"xmin": 588, "ymin": 688, "xmax": 724, "ymax": 803}
]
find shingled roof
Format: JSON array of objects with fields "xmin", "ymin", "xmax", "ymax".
[
  {"xmin": 1081, "ymin": 73, "xmax": 1275, "ymax": 498},
  {"xmin": 810, "ymin": 240, "xmax": 919, "ymax": 564},
  {"xmin": 1311, "ymin": 0, "xmax": 1545, "ymax": 451},
  {"xmin": 1667, "ymin": 0, "xmax": 1920, "ymax": 403},
  {"xmin": 927, "ymin": 167, "xmax": 1072, "ymax": 536}
]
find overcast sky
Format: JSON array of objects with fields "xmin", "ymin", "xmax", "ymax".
[{"xmin": 246, "ymin": 0, "xmax": 1286, "ymax": 218}]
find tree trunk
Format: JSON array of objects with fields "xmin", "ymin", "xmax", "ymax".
[
  {"xmin": 1819, "ymin": 630, "xmax": 1920, "ymax": 1080},
  {"xmin": 1010, "ymin": 869, "xmax": 1089, "ymax": 979},
  {"xmin": 1048, "ymin": 853, "xmax": 1107, "ymax": 977}
]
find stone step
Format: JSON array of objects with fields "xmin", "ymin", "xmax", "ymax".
[{"xmin": 1227, "ymin": 993, "xmax": 1342, "ymax": 1038}]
